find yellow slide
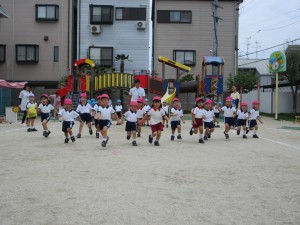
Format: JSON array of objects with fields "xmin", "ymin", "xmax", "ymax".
[{"xmin": 161, "ymin": 87, "xmax": 176, "ymax": 103}]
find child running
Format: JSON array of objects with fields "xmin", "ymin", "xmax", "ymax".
[
  {"xmin": 97, "ymin": 94, "xmax": 118, "ymax": 147},
  {"xmin": 92, "ymin": 95, "xmax": 102, "ymax": 139},
  {"xmin": 249, "ymin": 100, "xmax": 263, "ymax": 138},
  {"xmin": 58, "ymin": 99, "xmax": 79, "ymax": 143},
  {"xmin": 115, "ymin": 99, "xmax": 123, "ymax": 125},
  {"xmin": 136, "ymin": 98, "xmax": 145, "ymax": 137},
  {"xmin": 124, "ymin": 101, "xmax": 138, "ymax": 146},
  {"xmin": 221, "ymin": 96, "xmax": 236, "ymax": 139},
  {"xmin": 162, "ymin": 101, "xmax": 169, "ymax": 128},
  {"xmin": 237, "ymin": 102, "xmax": 249, "ymax": 139},
  {"xmin": 203, "ymin": 99, "xmax": 215, "ymax": 140},
  {"xmin": 191, "ymin": 97, "xmax": 205, "ymax": 143},
  {"xmin": 38, "ymin": 94, "xmax": 54, "ymax": 137},
  {"xmin": 213, "ymin": 101, "xmax": 222, "ymax": 128},
  {"xmin": 143, "ymin": 96, "xmax": 169, "ymax": 146},
  {"xmin": 26, "ymin": 93, "xmax": 38, "ymax": 132},
  {"xmin": 170, "ymin": 98, "xmax": 185, "ymax": 141},
  {"xmin": 143, "ymin": 98, "xmax": 151, "ymax": 126},
  {"xmin": 76, "ymin": 93, "xmax": 93, "ymax": 138}
]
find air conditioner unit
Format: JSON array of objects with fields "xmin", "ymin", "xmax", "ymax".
[
  {"xmin": 136, "ymin": 21, "xmax": 146, "ymax": 30},
  {"xmin": 91, "ymin": 25, "xmax": 101, "ymax": 34}
]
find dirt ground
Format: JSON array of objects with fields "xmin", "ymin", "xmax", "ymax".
[{"xmin": 0, "ymin": 117, "xmax": 300, "ymax": 225}]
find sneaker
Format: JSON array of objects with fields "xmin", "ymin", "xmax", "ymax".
[
  {"xmin": 132, "ymin": 141, "xmax": 138, "ymax": 146},
  {"xmin": 224, "ymin": 131, "xmax": 229, "ymax": 139},
  {"xmin": 45, "ymin": 131, "xmax": 51, "ymax": 138},
  {"xmin": 43, "ymin": 131, "xmax": 47, "ymax": 137},
  {"xmin": 89, "ymin": 129, "xmax": 93, "ymax": 135},
  {"xmin": 71, "ymin": 136, "xmax": 76, "ymax": 142},
  {"xmin": 199, "ymin": 138, "xmax": 205, "ymax": 144},
  {"xmin": 137, "ymin": 133, "xmax": 141, "ymax": 138},
  {"xmin": 154, "ymin": 140, "xmax": 160, "ymax": 146},
  {"xmin": 146, "ymin": 124, "xmax": 150, "ymax": 126},
  {"xmin": 177, "ymin": 134, "xmax": 182, "ymax": 140},
  {"xmin": 208, "ymin": 133, "xmax": 211, "ymax": 138},
  {"xmin": 171, "ymin": 135, "xmax": 175, "ymax": 141},
  {"xmin": 189, "ymin": 128, "xmax": 194, "ymax": 136},
  {"xmin": 246, "ymin": 128, "xmax": 249, "ymax": 134},
  {"xmin": 237, "ymin": 130, "xmax": 240, "ymax": 135},
  {"xmin": 215, "ymin": 125, "xmax": 220, "ymax": 128},
  {"xmin": 77, "ymin": 133, "xmax": 81, "ymax": 138},
  {"xmin": 64, "ymin": 138, "xmax": 69, "ymax": 143},
  {"xmin": 204, "ymin": 136, "xmax": 208, "ymax": 140},
  {"xmin": 22, "ymin": 123, "xmax": 27, "ymax": 127},
  {"xmin": 243, "ymin": 134, "xmax": 247, "ymax": 139},
  {"xmin": 96, "ymin": 132, "xmax": 99, "ymax": 139},
  {"xmin": 253, "ymin": 134, "xmax": 259, "ymax": 138},
  {"xmin": 101, "ymin": 141, "xmax": 106, "ymax": 147},
  {"xmin": 27, "ymin": 128, "xmax": 32, "ymax": 132},
  {"xmin": 31, "ymin": 128, "xmax": 37, "ymax": 132},
  {"xmin": 126, "ymin": 135, "xmax": 130, "ymax": 140},
  {"xmin": 148, "ymin": 135, "xmax": 153, "ymax": 144}
]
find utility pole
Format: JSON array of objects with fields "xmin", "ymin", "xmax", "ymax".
[
  {"xmin": 255, "ymin": 40, "xmax": 261, "ymax": 58},
  {"xmin": 211, "ymin": 0, "xmax": 223, "ymax": 57},
  {"xmin": 246, "ymin": 37, "xmax": 251, "ymax": 58}
]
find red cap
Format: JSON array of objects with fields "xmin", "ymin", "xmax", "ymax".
[
  {"xmin": 80, "ymin": 93, "xmax": 87, "ymax": 98},
  {"xmin": 205, "ymin": 99, "xmax": 213, "ymax": 104},
  {"xmin": 226, "ymin": 96, "xmax": 233, "ymax": 101},
  {"xmin": 40, "ymin": 94, "xmax": 49, "ymax": 99},
  {"xmin": 195, "ymin": 97, "xmax": 203, "ymax": 103},
  {"xmin": 173, "ymin": 98, "xmax": 180, "ymax": 102},
  {"xmin": 100, "ymin": 94, "xmax": 109, "ymax": 99},
  {"xmin": 241, "ymin": 102, "xmax": 248, "ymax": 106},
  {"xmin": 130, "ymin": 101, "xmax": 138, "ymax": 106},
  {"xmin": 153, "ymin": 96, "xmax": 161, "ymax": 101},
  {"xmin": 137, "ymin": 97, "xmax": 144, "ymax": 103},
  {"xmin": 252, "ymin": 100, "xmax": 260, "ymax": 105},
  {"xmin": 64, "ymin": 99, "xmax": 72, "ymax": 105}
]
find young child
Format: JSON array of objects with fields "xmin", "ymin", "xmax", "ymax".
[
  {"xmin": 162, "ymin": 101, "xmax": 169, "ymax": 128},
  {"xmin": 170, "ymin": 98, "xmax": 185, "ymax": 141},
  {"xmin": 236, "ymin": 102, "xmax": 249, "ymax": 139},
  {"xmin": 191, "ymin": 97, "xmax": 205, "ymax": 143},
  {"xmin": 76, "ymin": 93, "xmax": 93, "ymax": 138},
  {"xmin": 213, "ymin": 101, "xmax": 222, "ymax": 128},
  {"xmin": 115, "ymin": 99, "xmax": 123, "ymax": 125},
  {"xmin": 143, "ymin": 98, "xmax": 151, "ymax": 126},
  {"xmin": 91, "ymin": 95, "xmax": 102, "ymax": 139},
  {"xmin": 143, "ymin": 96, "xmax": 169, "ymax": 146},
  {"xmin": 58, "ymin": 99, "xmax": 79, "ymax": 143},
  {"xmin": 97, "ymin": 94, "xmax": 118, "ymax": 147},
  {"xmin": 203, "ymin": 99, "xmax": 215, "ymax": 140},
  {"xmin": 249, "ymin": 100, "xmax": 263, "ymax": 138},
  {"xmin": 26, "ymin": 93, "xmax": 38, "ymax": 132},
  {"xmin": 221, "ymin": 96, "xmax": 236, "ymax": 139},
  {"xmin": 136, "ymin": 98, "xmax": 145, "ymax": 137},
  {"xmin": 38, "ymin": 94, "xmax": 54, "ymax": 137},
  {"xmin": 124, "ymin": 101, "xmax": 138, "ymax": 146}
]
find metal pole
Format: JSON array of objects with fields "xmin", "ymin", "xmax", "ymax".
[{"xmin": 275, "ymin": 72, "xmax": 279, "ymax": 120}]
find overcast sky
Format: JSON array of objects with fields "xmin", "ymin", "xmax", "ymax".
[{"xmin": 238, "ymin": 0, "xmax": 300, "ymax": 59}]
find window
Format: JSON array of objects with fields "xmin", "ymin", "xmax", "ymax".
[
  {"xmin": 0, "ymin": 45, "xmax": 5, "ymax": 63},
  {"xmin": 90, "ymin": 5, "xmax": 114, "ymax": 24},
  {"xmin": 54, "ymin": 46, "xmax": 59, "ymax": 62},
  {"xmin": 157, "ymin": 10, "xmax": 192, "ymax": 23},
  {"xmin": 89, "ymin": 47, "xmax": 113, "ymax": 67},
  {"xmin": 16, "ymin": 45, "xmax": 39, "ymax": 63},
  {"xmin": 116, "ymin": 7, "xmax": 146, "ymax": 20},
  {"xmin": 173, "ymin": 50, "xmax": 196, "ymax": 66},
  {"xmin": 36, "ymin": 5, "xmax": 59, "ymax": 21}
]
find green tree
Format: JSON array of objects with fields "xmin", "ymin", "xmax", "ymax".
[
  {"xmin": 179, "ymin": 74, "xmax": 194, "ymax": 83},
  {"xmin": 115, "ymin": 54, "xmax": 131, "ymax": 73},
  {"xmin": 226, "ymin": 71, "xmax": 258, "ymax": 93}
]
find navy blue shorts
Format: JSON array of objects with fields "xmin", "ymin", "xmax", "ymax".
[
  {"xmin": 171, "ymin": 121, "xmax": 181, "ymax": 130},
  {"xmin": 125, "ymin": 121, "xmax": 137, "ymax": 132},
  {"xmin": 94, "ymin": 119, "xmax": 100, "ymax": 128},
  {"xmin": 41, "ymin": 113, "xmax": 50, "ymax": 122},
  {"xmin": 116, "ymin": 111, "xmax": 122, "ymax": 119},
  {"xmin": 249, "ymin": 120, "xmax": 257, "ymax": 128},
  {"xmin": 62, "ymin": 121, "xmax": 74, "ymax": 132},
  {"xmin": 80, "ymin": 113, "xmax": 92, "ymax": 123},
  {"xmin": 204, "ymin": 121, "xmax": 215, "ymax": 129},
  {"xmin": 214, "ymin": 113, "xmax": 220, "ymax": 119},
  {"xmin": 224, "ymin": 117, "xmax": 234, "ymax": 126},
  {"xmin": 238, "ymin": 119, "xmax": 247, "ymax": 126},
  {"xmin": 99, "ymin": 120, "xmax": 111, "ymax": 130}
]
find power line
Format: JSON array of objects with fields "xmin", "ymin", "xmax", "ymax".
[
  {"xmin": 239, "ymin": 37, "xmax": 300, "ymax": 57},
  {"xmin": 259, "ymin": 20, "xmax": 300, "ymax": 32}
]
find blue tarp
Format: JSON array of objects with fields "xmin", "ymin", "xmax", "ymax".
[{"xmin": 202, "ymin": 56, "xmax": 224, "ymax": 66}]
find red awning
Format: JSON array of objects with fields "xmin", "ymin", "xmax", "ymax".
[{"xmin": 0, "ymin": 80, "xmax": 28, "ymax": 88}]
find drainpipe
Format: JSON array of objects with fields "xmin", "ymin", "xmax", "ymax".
[{"xmin": 77, "ymin": 0, "xmax": 81, "ymax": 60}]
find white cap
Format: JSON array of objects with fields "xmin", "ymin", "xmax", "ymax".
[{"xmin": 28, "ymin": 93, "xmax": 35, "ymax": 97}]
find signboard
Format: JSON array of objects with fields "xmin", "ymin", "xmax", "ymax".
[{"xmin": 269, "ymin": 51, "xmax": 286, "ymax": 73}]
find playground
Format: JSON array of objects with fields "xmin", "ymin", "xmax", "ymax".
[{"xmin": 0, "ymin": 117, "xmax": 300, "ymax": 225}]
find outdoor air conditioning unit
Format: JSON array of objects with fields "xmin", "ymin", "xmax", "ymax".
[
  {"xmin": 136, "ymin": 21, "xmax": 146, "ymax": 30},
  {"xmin": 91, "ymin": 25, "xmax": 101, "ymax": 34}
]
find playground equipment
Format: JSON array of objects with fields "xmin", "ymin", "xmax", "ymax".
[{"xmin": 199, "ymin": 56, "xmax": 224, "ymax": 97}]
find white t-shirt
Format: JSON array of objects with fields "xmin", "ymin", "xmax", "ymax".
[
  {"xmin": 76, "ymin": 103, "xmax": 93, "ymax": 114},
  {"xmin": 137, "ymin": 108, "xmax": 145, "ymax": 119},
  {"xmin": 213, "ymin": 106, "xmax": 220, "ymax": 113},
  {"xmin": 124, "ymin": 111, "xmax": 138, "ymax": 122},
  {"xmin": 193, "ymin": 107, "xmax": 205, "ymax": 119},
  {"xmin": 170, "ymin": 108, "xmax": 183, "ymax": 121},
  {"xmin": 98, "ymin": 106, "xmax": 115, "ymax": 120},
  {"xmin": 115, "ymin": 105, "xmax": 123, "ymax": 112},
  {"xmin": 143, "ymin": 105, "xmax": 151, "ymax": 113},
  {"xmin": 92, "ymin": 104, "xmax": 101, "ymax": 119},
  {"xmin": 38, "ymin": 103, "xmax": 54, "ymax": 113},
  {"xmin": 203, "ymin": 109, "xmax": 215, "ymax": 122},
  {"xmin": 249, "ymin": 109, "xmax": 259, "ymax": 120},
  {"xmin": 147, "ymin": 108, "xmax": 165, "ymax": 125},
  {"xmin": 221, "ymin": 106, "xmax": 236, "ymax": 118},
  {"xmin": 162, "ymin": 105, "xmax": 169, "ymax": 114},
  {"xmin": 237, "ymin": 110, "xmax": 248, "ymax": 120},
  {"xmin": 129, "ymin": 87, "xmax": 145, "ymax": 101},
  {"xmin": 19, "ymin": 90, "xmax": 32, "ymax": 111},
  {"xmin": 58, "ymin": 109, "xmax": 79, "ymax": 122},
  {"xmin": 26, "ymin": 101, "xmax": 36, "ymax": 109}
]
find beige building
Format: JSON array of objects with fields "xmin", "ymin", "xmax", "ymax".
[
  {"xmin": 153, "ymin": 0, "xmax": 242, "ymax": 85},
  {"xmin": 0, "ymin": 0, "xmax": 76, "ymax": 88}
]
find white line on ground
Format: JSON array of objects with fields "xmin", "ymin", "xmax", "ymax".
[{"xmin": 260, "ymin": 137, "xmax": 300, "ymax": 150}]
